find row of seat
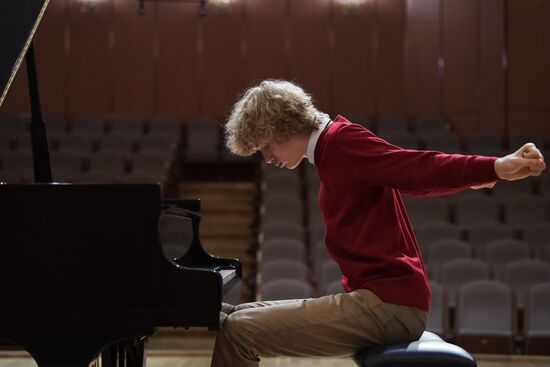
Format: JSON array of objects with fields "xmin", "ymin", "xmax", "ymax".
[
  {"xmin": 265, "ymin": 188, "xmax": 550, "ymax": 234},
  {"xmin": 0, "ymin": 114, "xmax": 256, "ymax": 165},
  {"xmin": 1, "ymin": 132, "xmax": 177, "ymax": 157},
  {"xmin": 346, "ymin": 114, "xmax": 548, "ymax": 154},
  {"xmin": 0, "ymin": 151, "xmax": 170, "ymax": 184},
  {"xmin": 0, "ymin": 114, "xmax": 180, "ymax": 137},
  {"xmin": 428, "ymin": 280, "xmax": 550, "ymax": 354}
]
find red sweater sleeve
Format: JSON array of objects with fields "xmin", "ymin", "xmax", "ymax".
[{"xmin": 329, "ymin": 123, "xmax": 499, "ymax": 196}]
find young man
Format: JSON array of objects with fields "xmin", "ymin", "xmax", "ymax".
[{"xmin": 215, "ymin": 79, "xmax": 546, "ymax": 367}]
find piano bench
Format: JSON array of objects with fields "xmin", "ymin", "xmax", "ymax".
[{"xmin": 352, "ymin": 331, "xmax": 476, "ymax": 367}]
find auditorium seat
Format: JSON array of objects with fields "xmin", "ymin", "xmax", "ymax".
[
  {"xmin": 426, "ymin": 281, "xmax": 447, "ymax": 336},
  {"xmin": 96, "ymin": 134, "xmax": 135, "ymax": 155},
  {"xmin": 413, "ymin": 115, "xmax": 450, "ymax": 142},
  {"xmin": 262, "ymin": 193, "xmax": 303, "ymax": 225},
  {"xmin": 466, "ymin": 222, "xmax": 515, "ymax": 258},
  {"xmin": 260, "ymin": 238, "xmax": 306, "ymax": 263},
  {"xmin": 56, "ymin": 134, "xmax": 94, "ymax": 155},
  {"xmin": 424, "ymin": 132, "xmax": 462, "ymax": 154},
  {"xmin": 348, "ymin": 115, "xmax": 371, "ymax": 129},
  {"xmin": 543, "ymin": 244, "xmax": 550, "ymax": 264},
  {"xmin": 131, "ymin": 152, "xmax": 170, "ymax": 179},
  {"xmin": 466, "ymin": 131, "xmax": 504, "ymax": 156},
  {"xmin": 456, "ymin": 280, "xmax": 515, "ymax": 354},
  {"xmin": 326, "ymin": 280, "xmax": 344, "ymax": 295},
  {"xmin": 376, "ymin": 115, "xmax": 408, "ymax": 136},
  {"xmin": 379, "ymin": 131, "xmax": 419, "ymax": 150},
  {"xmin": 508, "ymin": 132, "xmax": 544, "ymax": 151},
  {"xmin": 438, "ymin": 259, "xmax": 490, "ymax": 308},
  {"xmin": 310, "ymin": 239, "xmax": 331, "ymax": 276},
  {"xmin": 185, "ymin": 117, "xmax": 220, "ymax": 163},
  {"xmin": 149, "ymin": 115, "xmax": 181, "ymax": 138},
  {"xmin": 308, "ymin": 209, "xmax": 323, "ymax": 231},
  {"xmin": 539, "ymin": 174, "xmax": 550, "ymax": 198},
  {"xmin": 485, "ymin": 239, "xmax": 531, "ymax": 280},
  {"xmin": 109, "ymin": 115, "xmax": 144, "ymax": 136},
  {"xmin": 525, "ymin": 282, "xmax": 550, "ymax": 355},
  {"xmin": 259, "ymin": 279, "xmax": 314, "ymax": 301},
  {"xmin": 308, "ymin": 223, "xmax": 325, "ymax": 249},
  {"xmin": 86, "ymin": 152, "xmax": 128, "ymax": 179},
  {"xmin": 71, "ymin": 115, "xmax": 104, "ymax": 136},
  {"xmin": 504, "ymin": 194, "xmax": 547, "ymax": 230},
  {"xmin": 0, "ymin": 114, "xmax": 28, "ymax": 134},
  {"xmin": 136, "ymin": 135, "xmax": 177, "ymax": 157},
  {"xmin": 454, "ymin": 195, "xmax": 499, "ymax": 228},
  {"xmin": 426, "ymin": 239, "xmax": 472, "ymax": 276},
  {"xmin": 120, "ymin": 170, "xmax": 164, "ymax": 184},
  {"xmin": 12, "ymin": 133, "xmax": 32, "ymax": 152},
  {"xmin": 50, "ymin": 151, "xmax": 83, "ymax": 182},
  {"xmin": 415, "ymin": 222, "xmax": 461, "ymax": 261},
  {"xmin": 492, "ymin": 179, "xmax": 534, "ymax": 202},
  {"xmin": 318, "ymin": 261, "xmax": 342, "ymax": 295},
  {"xmin": 1, "ymin": 151, "xmax": 33, "ymax": 182},
  {"xmin": 503, "ymin": 260, "xmax": 550, "ymax": 310},
  {"xmin": 0, "ymin": 136, "xmax": 11, "ymax": 152},
  {"xmin": 261, "ymin": 222, "xmax": 305, "ymax": 242},
  {"xmin": 404, "ymin": 197, "xmax": 449, "ymax": 228},
  {"xmin": 263, "ymin": 173, "xmax": 301, "ymax": 195},
  {"xmin": 43, "ymin": 115, "xmax": 67, "ymax": 134},
  {"xmin": 259, "ymin": 259, "xmax": 309, "ymax": 284},
  {"xmin": 522, "ymin": 223, "xmax": 550, "ymax": 259}
]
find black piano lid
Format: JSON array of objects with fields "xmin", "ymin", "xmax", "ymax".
[{"xmin": 0, "ymin": 0, "xmax": 50, "ymax": 109}]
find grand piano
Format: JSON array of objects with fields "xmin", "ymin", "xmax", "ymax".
[{"xmin": 0, "ymin": 1, "xmax": 242, "ymax": 366}]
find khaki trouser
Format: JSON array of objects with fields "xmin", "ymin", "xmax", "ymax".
[{"xmin": 210, "ymin": 289, "xmax": 427, "ymax": 367}]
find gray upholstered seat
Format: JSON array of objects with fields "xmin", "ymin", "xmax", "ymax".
[{"xmin": 353, "ymin": 331, "xmax": 476, "ymax": 367}]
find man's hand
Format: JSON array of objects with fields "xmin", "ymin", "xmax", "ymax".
[{"xmin": 494, "ymin": 142, "xmax": 546, "ymax": 181}]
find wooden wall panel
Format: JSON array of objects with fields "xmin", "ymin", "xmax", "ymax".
[
  {"xmin": 479, "ymin": 0, "xmax": 504, "ymax": 114},
  {"xmin": 0, "ymin": 0, "xmax": 66, "ymax": 115},
  {"xmin": 479, "ymin": 113, "xmax": 505, "ymax": 137},
  {"xmin": 509, "ymin": 111, "xmax": 550, "ymax": 139},
  {"xmin": 508, "ymin": 0, "xmax": 550, "ymax": 111},
  {"xmin": 66, "ymin": 0, "xmax": 112, "ymax": 118},
  {"xmin": 448, "ymin": 114, "xmax": 478, "ymax": 141},
  {"xmin": 404, "ymin": 0, "xmax": 440, "ymax": 116},
  {"xmin": 34, "ymin": 0, "xmax": 67, "ymax": 117},
  {"xmin": 112, "ymin": 0, "xmax": 156, "ymax": 117},
  {"xmin": 243, "ymin": 0, "xmax": 287, "ymax": 87},
  {"xmin": 201, "ymin": 2, "xmax": 245, "ymax": 120},
  {"xmin": 332, "ymin": 1, "xmax": 373, "ymax": 117},
  {"xmin": 289, "ymin": 0, "xmax": 331, "ymax": 113},
  {"xmin": 2, "ymin": 0, "xmax": 549, "ymax": 142},
  {"xmin": 442, "ymin": 0, "xmax": 478, "ymax": 114},
  {"xmin": 156, "ymin": 3, "xmax": 199, "ymax": 119},
  {"xmin": 1, "ymin": 64, "xmax": 30, "ymax": 115},
  {"xmin": 376, "ymin": 0, "xmax": 406, "ymax": 115}
]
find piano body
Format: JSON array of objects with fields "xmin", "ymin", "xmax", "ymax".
[{"xmin": 0, "ymin": 1, "xmax": 242, "ymax": 366}]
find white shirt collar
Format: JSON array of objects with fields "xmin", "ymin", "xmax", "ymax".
[{"xmin": 306, "ymin": 117, "xmax": 331, "ymax": 165}]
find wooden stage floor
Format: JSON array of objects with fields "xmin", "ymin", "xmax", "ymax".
[{"xmin": 1, "ymin": 331, "xmax": 549, "ymax": 367}]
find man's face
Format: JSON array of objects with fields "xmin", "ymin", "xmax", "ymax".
[{"xmin": 258, "ymin": 134, "xmax": 309, "ymax": 170}]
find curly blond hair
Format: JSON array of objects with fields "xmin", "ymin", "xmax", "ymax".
[{"xmin": 225, "ymin": 80, "xmax": 327, "ymax": 156}]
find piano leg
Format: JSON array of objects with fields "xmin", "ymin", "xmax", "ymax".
[
  {"xmin": 101, "ymin": 338, "xmax": 146, "ymax": 367},
  {"xmin": 127, "ymin": 338, "xmax": 146, "ymax": 367}
]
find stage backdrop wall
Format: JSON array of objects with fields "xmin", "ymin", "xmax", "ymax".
[{"xmin": 2, "ymin": 0, "xmax": 549, "ymax": 140}]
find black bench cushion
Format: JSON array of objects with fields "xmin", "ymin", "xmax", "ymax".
[{"xmin": 352, "ymin": 331, "xmax": 476, "ymax": 367}]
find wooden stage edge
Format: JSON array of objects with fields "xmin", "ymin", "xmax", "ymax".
[{"xmin": 1, "ymin": 349, "xmax": 550, "ymax": 363}]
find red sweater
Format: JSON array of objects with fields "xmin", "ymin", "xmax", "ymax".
[{"xmin": 315, "ymin": 116, "xmax": 499, "ymax": 312}]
